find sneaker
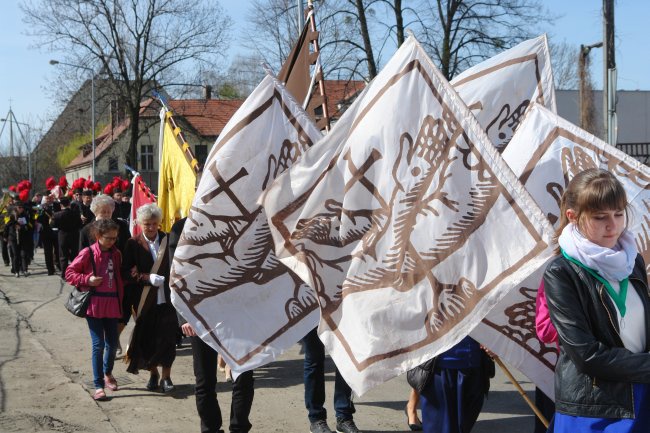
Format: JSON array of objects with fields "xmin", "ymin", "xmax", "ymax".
[
  {"xmin": 15, "ymin": 273, "xmax": 19, "ymax": 278},
  {"xmin": 336, "ymin": 418, "xmax": 361, "ymax": 433},
  {"xmin": 310, "ymin": 419, "xmax": 333, "ymax": 433}
]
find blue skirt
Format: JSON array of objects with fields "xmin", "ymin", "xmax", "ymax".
[{"xmin": 553, "ymin": 383, "xmax": 650, "ymax": 433}]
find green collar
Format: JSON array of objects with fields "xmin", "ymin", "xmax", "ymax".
[{"xmin": 561, "ymin": 249, "xmax": 629, "ymax": 317}]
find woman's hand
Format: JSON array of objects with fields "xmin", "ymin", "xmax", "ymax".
[{"xmin": 88, "ymin": 276, "xmax": 104, "ymax": 286}]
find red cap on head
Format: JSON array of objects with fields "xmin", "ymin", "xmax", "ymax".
[{"xmin": 18, "ymin": 189, "xmax": 29, "ymax": 202}]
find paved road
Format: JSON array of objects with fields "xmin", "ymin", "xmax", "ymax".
[{"xmin": 0, "ymin": 248, "xmax": 541, "ymax": 432}]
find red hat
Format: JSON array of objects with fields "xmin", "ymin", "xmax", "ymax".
[
  {"xmin": 45, "ymin": 176, "xmax": 56, "ymax": 191},
  {"xmin": 9, "ymin": 185, "xmax": 16, "ymax": 192},
  {"xmin": 18, "ymin": 189, "xmax": 29, "ymax": 202},
  {"xmin": 58, "ymin": 176, "xmax": 68, "ymax": 190},
  {"xmin": 121, "ymin": 179, "xmax": 130, "ymax": 192},
  {"xmin": 103, "ymin": 184, "xmax": 114, "ymax": 195},
  {"xmin": 71, "ymin": 178, "xmax": 85, "ymax": 193},
  {"xmin": 84, "ymin": 178, "xmax": 94, "ymax": 189},
  {"xmin": 93, "ymin": 182, "xmax": 102, "ymax": 193}
]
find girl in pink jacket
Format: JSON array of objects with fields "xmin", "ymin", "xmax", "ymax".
[{"xmin": 66, "ymin": 219, "xmax": 124, "ymax": 401}]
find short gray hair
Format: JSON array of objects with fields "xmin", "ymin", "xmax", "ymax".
[
  {"xmin": 90, "ymin": 194, "xmax": 115, "ymax": 214},
  {"xmin": 136, "ymin": 203, "xmax": 162, "ymax": 224}
]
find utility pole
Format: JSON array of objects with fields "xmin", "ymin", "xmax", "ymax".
[
  {"xmin": 579, "ymin": 42, "xmax": 602, "ymax": 135},
  {"xmin": 603, "ymin": 0, "xmax": 616, "ymax": 145}
]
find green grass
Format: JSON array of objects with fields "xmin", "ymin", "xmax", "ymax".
[{"xmin": 56, "ymin": 122, "xmax": 107, "ymax": 168}]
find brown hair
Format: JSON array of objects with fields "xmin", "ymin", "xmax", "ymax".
[
  {"xmin": 91, "ymin": 219, "xmax": 119, "ymax": 240},
  {"xmin": 553, "ymin": 168, "xmax": 628, "ymax": 253}
]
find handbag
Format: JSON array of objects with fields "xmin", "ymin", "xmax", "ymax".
[
  {"xmin": 406, "ymin": 357, "xmax": 435, "ymax": 394},
  {"xmin": 64, "ymin": 247, "xmax": 97, "ymax": 317}
]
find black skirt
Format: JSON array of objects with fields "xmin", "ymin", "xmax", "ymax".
[{"xmin": 126, "ymin": 302, "xmax": 177, "ymax": 374}]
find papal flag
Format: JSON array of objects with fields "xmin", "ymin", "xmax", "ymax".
[
  {"xmin": 451, "ymin": 34, "xmax": 556, "ymax": 151},
  {"xmin": 472, "ymin": 102, "xmax": 650, "ymax": 399},
  {"xmin": 261, "ymin": 36, "xmax": 555, "ymax": 395},
  {"xmin": 169, "ymin": 74, "xmax": 323, "ymax": 375},
  {"xmin": 157, "ymin": 108, "xmax": 198, "ymax": 232}
]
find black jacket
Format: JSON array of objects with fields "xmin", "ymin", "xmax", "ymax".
[{"xmin": 544, "ymin": 253, "xmax": 650, "ymax": 419}]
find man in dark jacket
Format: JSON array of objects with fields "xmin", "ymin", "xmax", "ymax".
[
  {"xmin": 3, "ymin": 202, "xmax": 34, "ymax": 277},
  {"xmin": 51, "ymin": 197, "xmax": 82, "ymax": 278},
  {"xmin": 37, "ymin": 194, "xmax": 61, "ymax": 275}
]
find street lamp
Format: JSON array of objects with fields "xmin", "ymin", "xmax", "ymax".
[{"xmin": 49, "ymin": 59, "xmax": 96, "ymax": 180}]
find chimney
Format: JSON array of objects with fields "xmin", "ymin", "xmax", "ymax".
[{"xmin": 203, "ymin": 85, "xmax": 212, "ymax": 100}]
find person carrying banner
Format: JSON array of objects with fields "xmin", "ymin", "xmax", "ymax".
[
  {"xmin": 417, "ymin": 336, "xmax": 494, "ymax": 433},
  {"xmin": 534, "ymin": 281, "xmax": 557, "ymax": 433},
  {"xmin": 122, "ymin": 203, "xmax": 176, "ymax": 393},
  {"xmin": 171, "ymin": 215, "xmax": 255, "ymax": 433},
  {"xmin": 64, "ymin": 219, "xmax": 124, "ymax": 401},
  {"xmin": 302, "ymin": 327, "xmax": 361, "ymax": 433},
  {"xmin": 544, "ymin": 168, "xmax": 650, "ymax": 432}
]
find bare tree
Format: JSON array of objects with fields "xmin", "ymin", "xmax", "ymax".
[
  {"xmin": 550, "ymin": 41, "xmax": 579, "ymax": 90},
  {"xmin": 418, "ymin": 0, "xmax": 553, "ymax": 80},
  {"xmin": 21, "ymin": 0, "xmax": 233, "ymax": 170}
]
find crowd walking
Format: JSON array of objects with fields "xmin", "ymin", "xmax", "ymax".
[{"xmin": 4, "ymin": 165, "xmax": 650, "ymax": 433}]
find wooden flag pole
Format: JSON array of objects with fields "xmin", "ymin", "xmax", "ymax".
[{"xmin": 493, "ymin": 356, "xmax": 549, "ymax": 429}]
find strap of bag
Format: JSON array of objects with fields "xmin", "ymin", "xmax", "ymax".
[
  {"xmin": 88, "ymin": 246, "xmax": 97, "ymax": 276},
  {"xmin": 135, "ymin": 236, "xmax": 169, "ymax": 319}
]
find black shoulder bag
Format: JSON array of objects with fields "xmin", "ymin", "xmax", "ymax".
[{"xmin": 64, "ymin": 247, "xmax": 97, "ymax": 318}]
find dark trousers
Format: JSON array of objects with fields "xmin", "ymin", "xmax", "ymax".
[
  {"xmin": 191, "ymin": 336, "xmax": 254, "ymax": 433},
  {"xmin": 41, "ymin": 232, "xmax": 57, "ymax": 274},
  {"xmin": 8, "ymin": 241, "xmax": 28, "ymax": 274},
  {"xmin": 420, "ymin": 366, "xmax": 485, "ymax": 433},
  {"xmin": 1, "ymin": 237, "xmax": 9, "ymax": 265},
  {"xmin": 302, "ymin": 328, "xmax": 355, "ymax": 423},
  {"xmin": 58, "ymin": 231, "xmax": 79, "ymax": 278}
]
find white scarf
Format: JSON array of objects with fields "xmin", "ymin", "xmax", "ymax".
[{"xmin": 558, "ymin": 223, "xmax": 637, "ymax": 282}]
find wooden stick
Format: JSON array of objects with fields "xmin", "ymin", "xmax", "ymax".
[{"xmin": 493, "ymin": 356, "xmax": 549, "ymax": 428}]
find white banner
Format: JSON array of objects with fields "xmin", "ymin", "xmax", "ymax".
[
  {"xmin": 170, "ymin": 74, "xmax": 323, "ymax": 374},
  {"xmin": 473, "ymin": 103, "xmax": 650, "ymax": 399},
  {"xmin": 452, "ymin": 34, "xmax": 556, "ymax": 151},
  {"xmin": 262, "ymin": 36, "xmax": 555, "ymax": 395}
]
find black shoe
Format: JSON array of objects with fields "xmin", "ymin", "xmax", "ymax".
[
  {"xmin": 404, "ymin": 407, "xmax": 423, "ymax": 431},
  {"xmin": 161, "ymin": 377, "xmax": 174, "ymax": 393},
  {"xmin": 336, "ymin": 418, "xmax": 361, "ymax": 433},
  {"xmin": 146, "ymin": 374, "xmax": 159, "ymax": 391},
  {"xmin": 310, "ymin": 420, "xmax": 333, "ymax": 433}
]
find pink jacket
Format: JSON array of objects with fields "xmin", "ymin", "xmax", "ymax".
[
  {"xmin": 65, "ymin": 242, "xmax": 124, "ymax": 319},
  {"xmin": 535, "ymin": 280, "xmax": 558, "ymax": 345}
]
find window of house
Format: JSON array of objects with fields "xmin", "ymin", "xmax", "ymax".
[
  {"xmin": 195, "ymin": 144, "xmax": 208, "ymax": 167},
  {"xmin": 141, "ymin": 144, "xmax": 154, "ymax": 171},
  {"xmin": 108, "ymin": 156, "xmax": 119, "ymax": 172}
]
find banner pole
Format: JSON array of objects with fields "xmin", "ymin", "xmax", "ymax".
[{"xmin": 493, "ymin": 356, "xmax": 549, "ymax": 428}]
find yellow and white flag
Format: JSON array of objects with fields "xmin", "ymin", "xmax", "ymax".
[{"xmin": 157, "ymin": 109, "xmax": 197, "ymax": 232}]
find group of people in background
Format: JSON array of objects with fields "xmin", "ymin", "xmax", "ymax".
[{"xmin": 4, "ymin": 166, "xmax": 649, "ymax": 433}]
